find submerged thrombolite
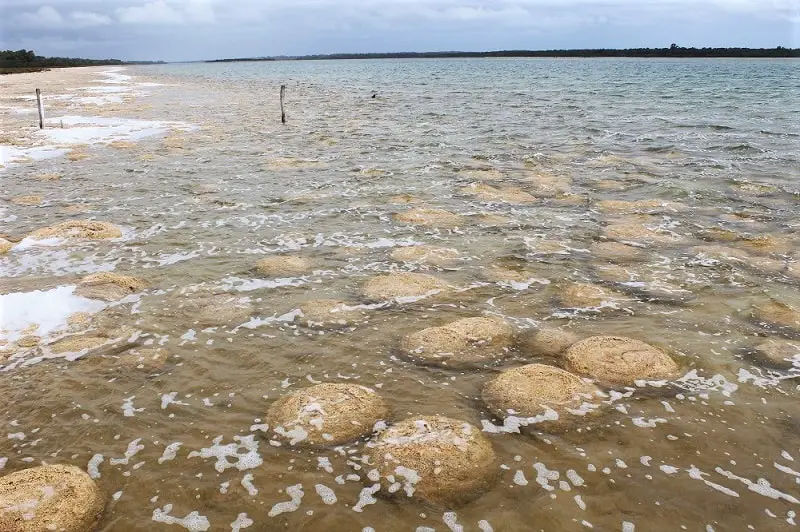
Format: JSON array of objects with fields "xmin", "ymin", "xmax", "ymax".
[
  {"xmin": 296, "ymin": 299, "xmax": 364, "ymax": 328},
  {"xmin": 74, "ymin": 272, "xmax": 147, "ymax": 301},
  {"xmin": 482, "ymin": 363, "xmax": 603, "ymax": 431},
  {"xmin": 361, "ymin": 272, "xmax": 449, "ymax": 302},
  {"xmin": 399, "ymin": 316, "xmax": 515, "ymax": 367},
  {"xmin": 28, "ymin": 220, "xmax": 122, "ymax": 240},
  {"xmin": 254, "ymin": 255, "xmax": 313, "ymax": 276},
  {"xmin": 0, "ymin": 464, "xmax": 105, "ymax": 532},
  {"xmin": 266, "ymin": 383, "xmax": 389, "ymax": 446},
  {"xmin": 564, "ymin": 335, "xmax": 680, "ymax": 386},
  {"xmin": 366, "ymin": 416, "xmax": 497, "ymax": 506}
]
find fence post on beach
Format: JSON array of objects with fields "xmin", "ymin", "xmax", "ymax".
[
  {"xmin": 280, "ymin": 84, "xmax": 286, "ymax": 124},
  {"xmin": 35, "ymin": 88, "xmax": 44, "ymax": 129}
]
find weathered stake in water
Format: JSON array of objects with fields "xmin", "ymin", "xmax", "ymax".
[
  {"xmin": 35, "ymin": 88, "xmax": 44, "ymax": 129},
  {"xmin": 280, "ymin": 84, "xmax": 286, "ymax": 124}
]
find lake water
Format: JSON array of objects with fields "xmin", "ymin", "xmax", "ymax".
[{"xmin": 1, "ymin": 58, "xmax": 800, "ymax": 531}]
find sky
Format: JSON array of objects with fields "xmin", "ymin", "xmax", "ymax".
[{"xmin": 1, "ymin": 0, "xmax": 798, "ymax": 62}]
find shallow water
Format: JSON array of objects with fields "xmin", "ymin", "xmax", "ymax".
[{"xmin": 1, "ymin": 58, "xmax": 800, "ymax": 531}]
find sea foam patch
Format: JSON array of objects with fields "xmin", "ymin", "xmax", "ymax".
[{"xmin": 0, "ymin": 285, "xmax": 106, "ymax": 344}]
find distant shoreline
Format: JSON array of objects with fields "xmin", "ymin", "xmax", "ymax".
[{"xmin": 206, "ymin": 47, "xmax": 799, "ymax": 63}]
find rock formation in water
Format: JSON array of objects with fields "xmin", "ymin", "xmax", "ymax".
[
  {"xmin": 483, "ymin": 363, "xmax": 602, "ymax": 431},
  {"xmin": 366, "ymin": 416, "xmax": 496, "ymax": 506},
  {"xmin": 267, "ymin": 383, "xmax": 388, "ymax": 446},
  {"xmin": 564, "ymin": 335, "xmax": 680, "ymax": 386},
  {"xmin": 400, "ymin": 316, "xmax": 514, "ymax": 368},
  {"xmin": 0, "ymin": 464, "xmax": 105, "ymax": 532}
]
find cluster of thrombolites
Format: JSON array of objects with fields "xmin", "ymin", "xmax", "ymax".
[
  {"xmin": 0, "ymin": 310, "xmax": 680, "ymax": 532},
  {"xmin": 267, "ymin": 315, "xmax": 681, "ymax": 507}
]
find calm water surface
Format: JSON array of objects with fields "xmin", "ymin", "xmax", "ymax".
[{"xmin": 1, "ymin": 58, "xmax": 800, "ymax": 531}]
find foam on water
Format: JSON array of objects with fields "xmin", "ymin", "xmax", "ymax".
[
  {"xmin": 152, "ymin": 504, "xmax": 211, "ymax": 531},
  {"xmin": 0, "ymin": 285, "xmax": 106, "ymax": 344}
]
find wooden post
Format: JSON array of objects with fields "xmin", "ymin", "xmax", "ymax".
[
  {"xmin": 35, "ymin": 88, "xmax": 44, "ymax": 129},
  {"xmin": 280, "ymin": 84, "xmax": 286, "ymax": 124}
]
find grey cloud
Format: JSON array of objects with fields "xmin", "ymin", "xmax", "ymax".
[{"xmin": 0, "ymin": 1, "xmax": 796, "ymax": 61}]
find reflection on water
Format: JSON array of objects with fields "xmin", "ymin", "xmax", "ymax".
[{"xmin": 1, "ymin": 58, "xmax": 800, "ymax": 531}]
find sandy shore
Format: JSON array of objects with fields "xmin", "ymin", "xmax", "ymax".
[{"xmin": 0, "ymin": 66, "xmax": 190, "ymax": 170}]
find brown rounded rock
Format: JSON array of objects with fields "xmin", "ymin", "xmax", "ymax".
[
  {"xmin": 740, "ymin": 234, "xmax": 796, "ymax": 255},
  {"xmin": 190, "ymin": 294, "xmax": 252, "ymax": 326},
  {"xmin": 267, "ymin": 383, "xmax": 388, "ymax": 446},
  {"xmin": 10, "ymin": 195, "xmax": 42, "ymax": 206},
  {"xmin": 255, "ymin": 255, "xmax": 312, "ymax": 277},
  {"xmin": 561, "ymin": 283, "xmax": 628, "ymax": 308},
  {"xmin": 690, "ymin": 245, "xmax": 751, "ymax": 262},
  {"xmin": 0, "ymin": 239, "xmax": 13, "ymax": 255},
  {"xmin": 753, "ymin": 299, "xmax": 800, "ymax": 331},
  {"xmin": 400, "ymin": 316, "xmax": 514, "ymax": 368},
  {"xmin": 297, "ymin": 299, "xmax": 364, "ymax": 328},
  {"xmin": 604, "ymin": 221, "xmax": 687, "ymax": 246},
  {"xmin": 564, "ymin": 336, "xmax": 680, "ymax": 386},
  {"xmin": 595, "ymin": 199, "xmax": 685, "ymax": 214},
  {"xmin": 524, "ymin": 173, "xmax": 573, "ymax": 197},
  {"xmin": 751, "ymin": 339, "xmax": 800, "ymax": 369},
  {"xmin": 589, "ymin": 241, "xmax": 645, "ymax": 263},
  {"xmin": 482, "ymin": 364, "xmax": 602, "ymax": 431},
  {"xmin": 49, "ymin": 335, "xmax": 108, "ymax": 354},
  {"xmin": 0, "ymin": 464, "xmax": 104, "ymax": 532},
  {"xmin": 119, "ymin": 348, "xmax": 169, "ymax": 371},
  {"xmin": 74, "ymin": 272, "xmax": 146, "ymax": 301},
  {"xmin": 361, "ymin": 272, "xmax": 449, "ymax": 302},
  {"xmin": 393, "ymin": 208, "xmax": 463, "ymax": 228},
  {"xmin": 390, "ymin": 245, "xmax": 461, "ymax": 267},
  {"xmin": 518, "ymin": 328, "xmax": 580, "ymax": 358},
  {"xmin": 462, "ymin": 183, "xmax": 536, "ymax": 204},
  {"xmin": 367, "ymin": 416, "xmax": 496, "ymax": 506},
  {"xmin": 29, "ymin": 220, "xmax": 122, "ymax": 240}
]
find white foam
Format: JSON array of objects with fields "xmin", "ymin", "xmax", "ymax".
[
  {"xmin": 13, "ymin": 237, "xmax": 67, "ymax": 250},
  {"xmin": 268, "ymin": 484, "xmax": 304, "ymax": 517},
  {"xmin": 87, "ymin": 454, "xmax": 104, "ymax": 479},
  {"xmin": 314, "ymin": 484, "xmax": 337, "ymax": 505},
  {"xmin": 478, "ymin": 521, "xmax": 494, "ymax": 532},
  {"xmin": 0, "ymin": 285, "xmax": 106, "ymax": 344},
  {"xmin": 532, "ymin": 462, "xmax": 559, "ymax": 491},
  {"xmin": 219, "ymin": 276, "xmax": 306, "ymax": 292},
  {"xmin": 0, "ymin": 145, "xmax": 68, "ymax": 166},
  {"xmin": 241, "ymin": 473, "xmax": 258, "ymax": 496},
  {"xmin": 443, "ymin": 511, "xmax": 464, "ymax": 532},
  {"xmin": 631, "ymin": 417, "xmax": 667, "ymax": 428},
  {"xmin": 41, "ymin": 115, "xmax": 192, "ymax": 146},
  {"xmin": 353, "ymin": 484, "xmax": 380, "ymax": 512},
  {"xmin": 230, "ymin": 513, "xmax": 253, "ymax": 531},
  {"xmin": 158, "ymin": 442, "xmax": 182, "ymax": 464},
  {"xmin": 687, "ymin": 466, "xmax": 739, "ymax": 497},
  {"xmin": 122, "ymin": 396, "xmax": 144, "ymax": 417},
  {"xmin": 513, "ymin": 470, "xmax": 529, "ymax": 486},
  {"xmin": 110, "ymin": 438, "xmax": 145, "ymax": 466},
  {"xmin": 152, "ymin": 504, "xmax": 210, "ymax": 531},
  {"xmin": 188, "ymin": 435, "xmax": 262, "ymax": 472},
  {"xmin": 715, "ymin": 467, "xmax": 800, "ymax": 503}
]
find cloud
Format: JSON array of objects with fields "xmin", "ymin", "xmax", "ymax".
[
  {"xmin": 0, "ymin": 0, "xmax": 796, "ymax": 61},
  {"xmin": 116, "ymin": 0, "xmax": 215, "ymax": 25},
  {"xmin": 13, "ymin": 5, "xmax": 112, "ymax": 28},
  {"xmin": 70, "ymin": 11, "xmax": 112, "ymax": 27}
]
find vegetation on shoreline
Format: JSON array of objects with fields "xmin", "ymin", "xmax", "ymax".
[
  {"xmin": 0, "ymin": 49, "xmax": 160, "ymax": 75},
  {"xmin": 207, "ymin": 45, "xmax": 799, "ymax": 63}
]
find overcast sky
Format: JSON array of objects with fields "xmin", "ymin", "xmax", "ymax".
[{"xmin": 1, "ymin": 1, "xmax": 798, "ymax": 62}]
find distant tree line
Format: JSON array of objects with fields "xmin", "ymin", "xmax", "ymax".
[
  {"xmin": 1, "ymin": 49, "xmax": 124, "ymax": 74},
  {"xmin": 209, "ymin": 46, "xmax": 799, "ymax": 63}
]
